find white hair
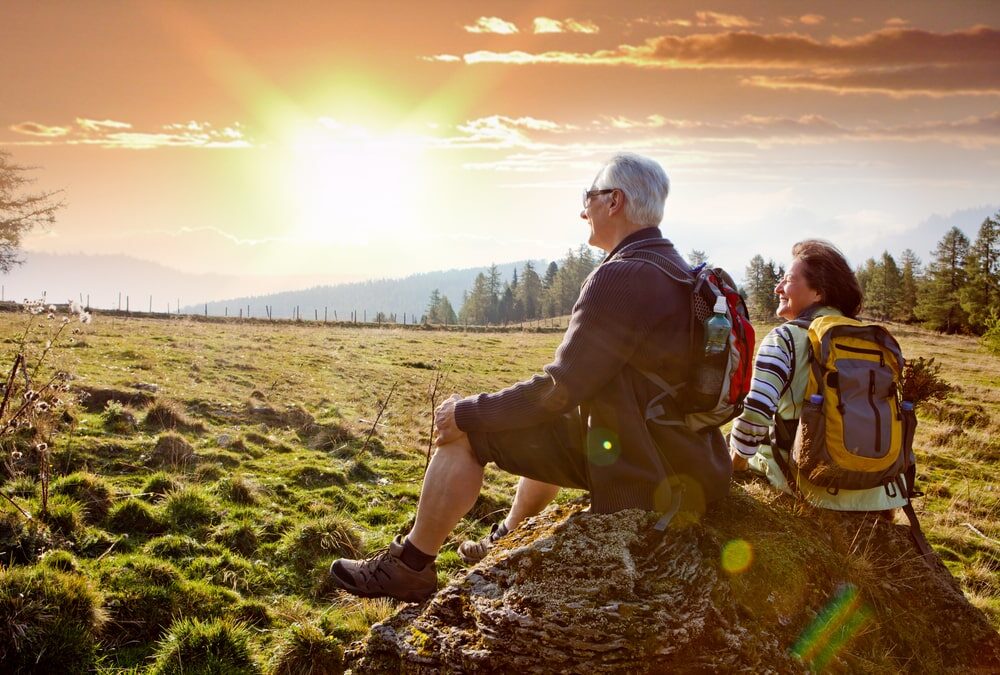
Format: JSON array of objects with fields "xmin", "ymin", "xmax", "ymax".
[{"xmin": 593, "ymin": 152, "xmax": 670, "ymax": 227}]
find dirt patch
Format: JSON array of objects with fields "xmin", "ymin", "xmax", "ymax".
[
  {"xmin": 75, "ymin": 386, "xmax": 153, "ymax": 413},
  {"xmin": 151, "ymin": 433, "xmax": 196, "ymax": 467}
]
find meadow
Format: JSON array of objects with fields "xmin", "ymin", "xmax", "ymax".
[{"xmin": 0, "ymin": 309, "xmax": 997, "ymax": 672}]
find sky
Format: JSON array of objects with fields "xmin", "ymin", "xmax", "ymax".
[{"xmin": 2, "ymin": 1, "xmax": 999, "ymax": 303}]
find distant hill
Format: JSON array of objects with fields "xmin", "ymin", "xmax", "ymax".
[
  {"xmin": 181, "ymin": 261, "xmax": 545, "ymax": 322},
  {"xmin": 2, "ymin": 252, "xmax": 339, "ymax": 312},
  {"xmin": 1, "ymin": 252, "xmax": 544, "ymax": 321}
]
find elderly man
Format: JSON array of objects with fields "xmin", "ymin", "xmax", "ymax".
[{"xmin": 329, "ymin": 152, "xmax": 732, "ymax": 602}]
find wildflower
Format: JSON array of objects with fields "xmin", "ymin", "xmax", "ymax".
[
  {"xmin": 48, "ymin": 305, "xmax": 56, "ymax": 313},
  {"xmin": 80, "ymin": 312, "xmax": 92, "ymax": 324},
  {"xmin": 11, "ymin": 451, "xmax": 22, "ymax": 460},
  {"xmin": 35, "ymin": 401, "xmax": 50, "ymax": 412},
  {"xmin": 35, "ymin": 442, "xmax": 47, "ymax": 452},
  {"xmin": 61, "ymin": 316, "xmax": 70, "ymax": 324},
  {"xmin": 70, "ymin": 300, "xmax": 81, "ymax": 314},
  {"xmin": 47, "ymin": 313, "xmax": 55, "ymax": 320},
  {"xmin": 24, "ymin": 390, "xmax": 39, "ymax": 402}
]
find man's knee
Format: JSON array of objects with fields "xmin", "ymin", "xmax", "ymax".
[{"xmin": 432, "ymin": 435, "xmax": 479, "ymax": 464}]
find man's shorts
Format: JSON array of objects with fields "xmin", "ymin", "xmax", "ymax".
[{"xmin": 466, "ymin": 411, "xmax": 590, "ymax": 491}]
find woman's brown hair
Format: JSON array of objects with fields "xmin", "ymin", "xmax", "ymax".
[{"xmin": 791, "ymin": 239, "xmax": 863, "ymax": 319}]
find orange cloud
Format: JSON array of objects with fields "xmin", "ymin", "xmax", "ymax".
[
  {"xmin": 6, "ymin": 119, "xmax": 251, "ymax": 149},
  {"xmin": 533, "ymin": 17, "xmax": 599, "ymax": 34},
  {"xmin": 440, "ymin": 26, "xmax": 1000, "ymax": 96},
  {"xmin": 77, "ymin": 118, "xmax": 132, "ymax": 132},
  {"xmin": 800, "ymin": 14, "xmax": 825, "ymax": 26},
  {"xmin": 10, "ymin": 122, "xmax": 71, "ymax": 137},
  {"xmin": 747, "ymin": 64, "xmax": 1000, "ymax": 97},
  {"xmin": 464, "ymin": 16, "xmax": 518, "ymax": 34},
  {"xmin": 694, "ymin": 11, "xmax": 758, "ymax": 28}
]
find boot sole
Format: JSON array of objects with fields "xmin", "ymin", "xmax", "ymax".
[{"xmin": 327, "ymin": 567, "xmax": 434, "ymax": 603}]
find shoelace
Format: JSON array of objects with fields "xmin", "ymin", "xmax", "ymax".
[{"xmin": 357, "ymin": 548, "xmax": 395, "ymax": 586}]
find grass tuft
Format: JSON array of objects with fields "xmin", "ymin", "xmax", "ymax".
[
  {"xmin": 277, "ymin": 514, "xmax": 363, "ymax": 576},
  {"xmin": 52, "ymin": 472, "xmax": 114, "ymax": 523},
  {"xmin": 269, "ymin": 621, "xmax": 344, "ymax": 675},
  {"xmin": 142, "ymin": 471, "xmax": 182, "ymax": 501},
  {"xmin": 107, "ymin": 498, "xmax": 166, "ymax": 535},
  {"xmin": 143, "ymin": 399, "xmax": 206, "ymax": 433},
  {"xmin": 163, "ymin": 486, "xmax": 217, "ymax": 532},
  {"xmin": 151, "ymin": 432, "xmax": 196, "ymax": 468},
  {"xmin": 0, "ymin": 565, "xmax": 106, "ymax": 672},
  {"xmin": 150, "ymin": 617, "xmax": 259, "ymax": 675}
]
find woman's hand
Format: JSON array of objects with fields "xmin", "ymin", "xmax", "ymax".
[
  {"xmin": 730, "ymin": 447, "xmax": 750, "ymax": 472},
  {"xmin": 434, "ymin": 394, "xmax": 467, "ymax": 445}
]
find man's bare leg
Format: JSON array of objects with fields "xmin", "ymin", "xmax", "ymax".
[
  {"xmin": 504, "ymin": 477, "xmax": 560, "ymax": 531},
  {"xmin": 407, "ymin": 435, "xmax": 485, "ymax": 556}
]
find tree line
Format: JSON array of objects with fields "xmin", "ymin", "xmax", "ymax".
[
  {"xmin": 741, "ymin": 211, "xmax": 1000, "ymax": 336},
  {"xmin": 424, "ymin": 245, "xmax": 598, "ymax": 326},
  {"xmin": 431, "ymin": 210, "xmax": 1000, "ymax": 337}
]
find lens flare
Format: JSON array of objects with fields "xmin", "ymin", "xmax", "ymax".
[
  {"xmin": 721, "ymin": 539, "xmax": 753, "ymax": 574},
  {"xmin": 792, "ymin": 583, "xmax": 873, "ymax": 671},
  {"xmin": 586, "ymin": 427, "xmax": 620, "ymax": 466}
]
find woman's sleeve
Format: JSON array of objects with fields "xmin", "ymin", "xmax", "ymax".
[{"xmin": 729, "ymin": 325, "xmax": 796, "ymax": 458}]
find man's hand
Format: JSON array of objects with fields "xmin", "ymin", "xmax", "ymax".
[
  {"xmin": 730, "ymin": 447, "xmax": 750, "ymax": 472},
  {"xmin": 434, "ymin": 394, "xmax": 467, "ymax": 446}
]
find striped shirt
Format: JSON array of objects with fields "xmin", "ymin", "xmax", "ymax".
[{"xmin": 730, "ymin": 306, "xmax": 843, "ymax": 458}]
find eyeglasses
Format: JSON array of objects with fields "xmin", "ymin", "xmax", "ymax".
[{"xmin": 582, "ymin": 188, "xmax": 615, "ymax": 207}]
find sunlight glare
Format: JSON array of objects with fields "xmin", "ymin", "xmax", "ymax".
[{"xmin": 284, "ymin": 120, "xmax": 428, "ymax": 245}]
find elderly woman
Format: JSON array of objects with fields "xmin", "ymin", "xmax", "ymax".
[{"xmin": 728, "ymin": 239, "xmax": 908, "ymax": 511}]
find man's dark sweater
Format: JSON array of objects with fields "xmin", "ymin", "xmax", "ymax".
[{"xmin": 455, "ymin": 227, "xmax": 732, "ymax": 514}]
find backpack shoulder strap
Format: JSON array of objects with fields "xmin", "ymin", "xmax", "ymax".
[{"xmin": 609, "ymin": 247, "xmax": 693, "ymax": 286}]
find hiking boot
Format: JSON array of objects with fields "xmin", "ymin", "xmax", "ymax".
[
  {"xmin": 458, "ymin": 522, "xmax": 508, "ymax": 564},
  {"xmin": 328, "ymin": 536, "xmax": 437, "ymax": 603}
]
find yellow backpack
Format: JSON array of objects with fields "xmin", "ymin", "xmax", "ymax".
[{"xmin": 774, "ymin": 315, "xmax": 916, "ymax": 494}]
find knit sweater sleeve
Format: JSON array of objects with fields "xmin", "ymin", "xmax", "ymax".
[
  {"xmin": 729, "ymin": 325, "xmax": 795, "ymax": 458},
  {"xmin": 455, "ymin": 262, "xmax": 646, "ymax": 433}
]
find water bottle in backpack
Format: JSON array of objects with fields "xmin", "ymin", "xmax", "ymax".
[{"xmin": 691, "ymin": 296, "xmax": 731, "ymax": 408}]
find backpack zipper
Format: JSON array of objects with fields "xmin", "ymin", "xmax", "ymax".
[{"xmin": 868, "ymin": 370, "xmax": 881, "ymax": 455}]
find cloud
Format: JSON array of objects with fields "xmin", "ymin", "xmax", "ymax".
[
  {"xmin": 604, "ymin": 111, "xmax": 1000, "ymax": 148},
  {"xmin": 5, "ymin": 118, "xmax": 252, "ymax": 149},
  {"xmin": 533, "ymin": 17, "xmax": 599, "ymax": 34},
  {"xmin": 694, "ymin": 11, "xmax": 758, "ymax": 28},
  {"xmin": 448, "ymin": 115, "xmax": 575, "ymax": 148},
  {"xmin": 799, "ymin": 14, "xmax": 825, "ymax": 26},
  {"xmin": 747, "ymin": 63, "xmax": 1000, "ymax": 97},
  {"xmin": 464, "ymin": 16, "xmax": 518, "ymax": 34},
  {"xmin": 424, "ymin": 53, "xmax": 461, "ymax": 63},
  {"xmin": 439, "ymin": 26, "xmax": 1000, "ymax": 96},
  {"xmin": 76, "ymin": 118, "xmax": 133, "ymax": 132},
  {"xmin": 9, "ymin": 122, "xmax": 71, "ymax": 137},
  {"xmin": 885, "ymin": 18, "xmax": 909, "ymax": 27}
]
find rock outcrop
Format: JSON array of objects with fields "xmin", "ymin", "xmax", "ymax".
[{"xmin": 347, "ymin": 480, "xmax": 1000, "ymax": 673}]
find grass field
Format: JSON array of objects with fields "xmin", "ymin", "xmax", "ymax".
[{"xmin": 0, "ymin": 310, "xmax": 997, "ymax": 671}]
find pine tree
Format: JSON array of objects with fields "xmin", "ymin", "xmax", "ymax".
[
  {"xmin": 959, "ymin": 213, "xmax": 1000, "ymax": 333},
  {"xmin": 688, "ymin": 249, "xmax": 709, "ymax": 267},
  {"xmin": 486, "ymin": 264, "xmax": 502, "ymax": 324},
  {"xmin": 861, "ymin": 252, "xmax": 901, "ymax": 320},
  {"xmin": 425, "ymin": 289, "xmax": 443, "ymax": 324},
  {"xmin": 915, "ymin": 226, "xmax": 970, "ymax": 333},
  {"xmin": 895, "ymin": 249, "xmax": 921, "ymax": 323},
  {"xmin": 460, "ymin": 272, "xmax": 493, "ymax": 325},
  {"xmin": 744, "ymin": 254, "xmax": 780, "ymax": 320},
  {"xmin": 425, "ymin": 288, "xmax": 458, "ymax": 325},
  {"xmin": 517, "ymin": 261, "xmax": 543, "ymax": 320}
]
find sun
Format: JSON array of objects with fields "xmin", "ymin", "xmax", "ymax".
[{"xmin": 283, "ymin": 120, "xmax": 428, "ymax": 245}]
